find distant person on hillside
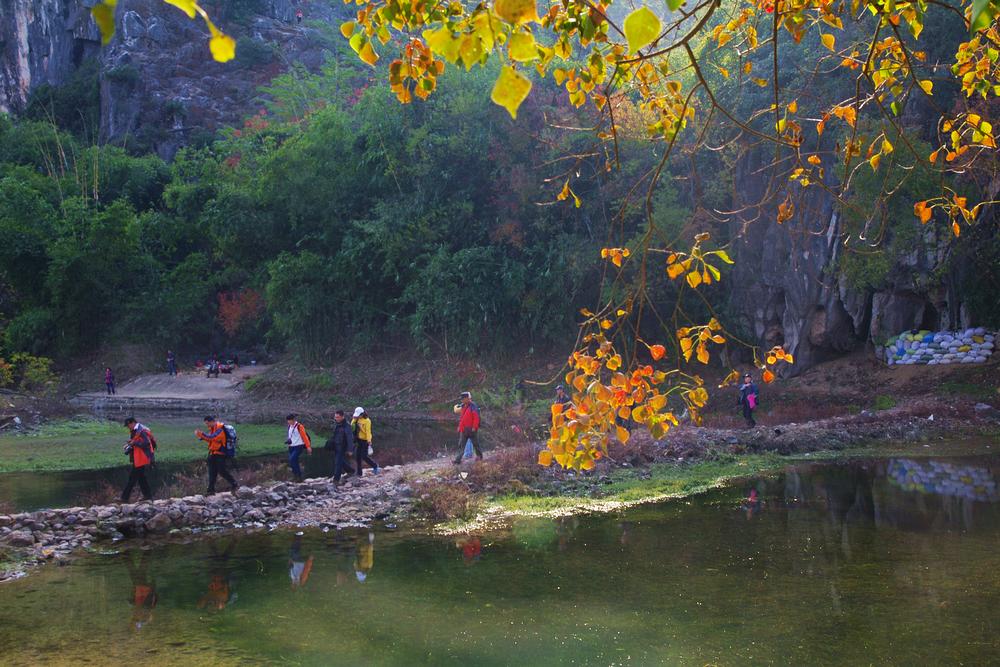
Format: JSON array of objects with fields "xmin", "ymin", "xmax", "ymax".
[
  {"xmin": 453, "ymin": 391, "xmax": 482, "ymax": 464},
  {"xmin": 285, "ymin": 414, "xmax": 312, "ymax": 482},
  {"xmin": 554, "ymin": 385, "xmax": 572, "ymax": 408},
  {"xmin": 105, "ymin": 367, "xmax": 116, "ymax": 395},
  {"xmin": 351, "ymin": 408, "xmax": 380, "ymax": 476},
  {"xmin": 738, "ymin": 373, "xmax": 759, "ymax": 428},
  {"xmin": 324, "ymin": 410, "xmax": 355, "ymax": 483},
  {"xmin": 196, "ymin": 415, "xmax": 239, "ymax": 494},
  {"xmin": 296, "ymin": 8, "xmax": 303, "ymax": 22},
  {"xmin": 167, "ymin": 350, "xmax": 177, "ymax": 376},
  {"xmin": 121, "ymin": 417, "xmax": 156, "ymax": 502}
]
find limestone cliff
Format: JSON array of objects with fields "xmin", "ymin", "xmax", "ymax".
[{"xmin": 1, "ymin": 0, "xmax": 348, "ymax": 158}]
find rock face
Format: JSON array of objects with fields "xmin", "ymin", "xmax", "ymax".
[
  {"xmin": 0, "ymin": 0, "xmax": 349, "ymax": 158},
  {"xmin": 728, "ymin": 151, "xmax": 989, "ymax": 375}
]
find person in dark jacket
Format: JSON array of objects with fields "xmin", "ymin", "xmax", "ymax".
[
  {"xmin": 166, "ymin": 351, "xmax": 177, "ymax": 376},
  {"xmin": 324, "ymin": 410, "xmax": 356, "ymax": 483},
  {"xmin": 737, "ymin": 373, "xmax": 759, "ymax": 427},
  {"xmin": 105, "ymin": 367, "xmax": 116, "ymax": 395}
]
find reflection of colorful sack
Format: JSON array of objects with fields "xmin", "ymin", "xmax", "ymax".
[
  {"xmin": 888, "ymin": 458, "xmax": 998, "ymax": 502},
  {"xmin": 747, "ymin": 394, "xmax": 757, "ymax": 409}
]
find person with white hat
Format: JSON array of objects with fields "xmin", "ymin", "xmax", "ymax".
[{"xmin": 351, "ymin": 407, "xmax": 380, "ymax": 476}]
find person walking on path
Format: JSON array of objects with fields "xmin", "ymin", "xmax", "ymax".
[
  {"xmin": 453, "ymin": 391, "xmax": 482, "ymax": 464},
  {"xmin": 167, "ymin": 351, "xmax": 177, "ymax": 376},
  {"xmin": 738, "ymin": 373, "xmax": 760, "ymax": 428},
  {"xmin": 105, "ymin": 367, "xmax": 116, "ymax": 395},
  {"xmin": 196, "ymin": 415, "xmax": 239, "ymax": 494},
  {"xmin": 285, "ymin": 414, "xmax": 312, "ymax": 482},
  {"xmin": 121, "ymin": 417, "xmax": 155, "ymax": 502},
  {"xmin": 324, "ymin": 410, "xmax": 355, "ymax": 482},
  {"xmin": 351, "ymin": 408, "xmax": 380, "ymax": 476},
  {"xmin": 554, "ymin": 385, "xmax": 572, "ymax": 408}
]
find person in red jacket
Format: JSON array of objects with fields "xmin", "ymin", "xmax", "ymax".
[
  {"xmin": 121, "ymin": 417, "xmax": 155, "ymax": 502},
  {"xmin": 196, "ymin": 415, "xmax": 239, "ymax": 495},
  {"xmin": 453, "ymin": 391, "xmax": 482, "ymax": 464}
]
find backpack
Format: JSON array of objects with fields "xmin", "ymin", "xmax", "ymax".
[{"xmin": 221, "ymin": 423, "xmax": 238, "ymax": 458}]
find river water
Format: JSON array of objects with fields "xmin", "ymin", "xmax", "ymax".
[{"xmin": 1, "ymin": 453, "xmax": 998, "ymax": 665}]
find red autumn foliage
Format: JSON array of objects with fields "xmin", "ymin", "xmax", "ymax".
[{"xmin": 217, "ymin": 289, "xmax": 263, "ymax": 337}]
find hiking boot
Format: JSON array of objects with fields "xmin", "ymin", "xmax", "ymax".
[{"xmin": 373, "ymin": 466, "xmax": 381, "ymax": 475}]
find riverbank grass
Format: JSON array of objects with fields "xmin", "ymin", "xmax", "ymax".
[
  {"xmin": 0, "ymin": 418, "xmax": 288, "ymax": 473},
  {"xmin": 492, "ymin": 453, "xmax": 786, "ymax": 515}
]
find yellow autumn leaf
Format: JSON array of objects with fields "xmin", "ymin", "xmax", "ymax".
[
  {"xmin": 424, "ymin": 26, "xmax": 461, "ymax": 63},
  {"xmin": 787, "ymin": 99, "xmax": 798, "ymax": 114},
  {"xmin": 869, "ymin": 153, "xmax": 881, "ymax": 170},
  {"xmin": 667, "ymin": 262, "xmax": 685, "ymax": 279},
  {"xmin": 495, "ymin": 0, "xmax": 539, "ymax": 25},
  {"xmin": 696, "ymin": 343, "xmax": 709, "ymax": 364},
  {"xmin": 358, "ymin": 41, "xmax": 379, "ymax": 67},
  {"xmin": 538, "ymin": 450, "xmax": 553, "ymax": 466},
  {"xmin": 821, "ymin": 33, "xmax": 835, "ymax": 51},
  {"xmin": 91, "ymin": 1, "xmax": 117, "ymax": 45},
  {"xmin": 686, "ymin": 270, "xmax": 702, "ymax": 288},
  {"xmin": 491, "ymin": 66, "xmax": 532, "ymax": 119},
  {"xmin": 623, "ymin": 6, "xmax": 662, "ymax": 55},
  {"xmin": 616, "ymin": 425, "xmax": 630, "ymax": 444},
  {"xmin": 509, "ymin": 31, "xmax": 538, "ymax": 62},
  {"xmin": 210, "ymin": 30, "xmax": 237, "ymax": 63},
  {"xmin": 340, "ymin": 21, "xmax": 356, "ymax": 38},
  {"xmin": 919, "ymin": 79, "xmax": 933, "ymax": 95},
  {"xmin": 163, "ymin": 0, "xmax": 197, "ymax": 18}
]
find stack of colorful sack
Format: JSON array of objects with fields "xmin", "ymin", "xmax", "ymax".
[{"xmin": 884, "ymin": 327, "xmax": 995, "ymax": 366}]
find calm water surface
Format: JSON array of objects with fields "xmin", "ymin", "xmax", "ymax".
[{"xmin": 1, "ymin": 454, "xmax": 999, "ymax": 665}]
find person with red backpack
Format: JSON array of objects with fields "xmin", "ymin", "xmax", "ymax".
[
  {"xmin": 453, "ymin": 391, "xmax": 482, "ymax": 464},
  {"xmin": 121, "ymin": 417, "xmax": 156, "ymax": 502},
  {"xmin": 196, "ymin": 415, "xmax": 239, "ymax": 494}
]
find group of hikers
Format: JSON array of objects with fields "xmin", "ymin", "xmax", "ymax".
[
  {"xmin": 116, "ymin": 370, "xmax": 756, "ymax": 503},
  {"xmin": 118, "ymin": 391, "xmax": 484, "ymax": 503}
]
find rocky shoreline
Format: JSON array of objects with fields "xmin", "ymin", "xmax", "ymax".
[{"xmin": 0, "ymin": 466, "xmax": 415, "ymax": 581}]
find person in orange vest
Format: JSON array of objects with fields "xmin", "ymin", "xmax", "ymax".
[
  {"xmin": 196, "ymin": 415, "xmax": 239, "ymax": 495},
  {"xmin": 285, "ymin": 414, "xmax": 312, "ymax": 482},
  {"xmin": 121, "ymin": 417, "xmax": 155, "ymax": 502}
]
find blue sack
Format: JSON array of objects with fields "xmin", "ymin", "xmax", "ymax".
[{"xmin": 463, "ymin": 438, "xmax": 474, "ymax": 459}]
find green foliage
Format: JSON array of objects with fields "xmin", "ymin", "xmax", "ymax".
[
  {"xmin": 873, "ymin": 395, "xmax": 897, "ymax": 411},
  {"xmin": 5, "ymin": 353, "xmax": 57, "ymax": 391}
]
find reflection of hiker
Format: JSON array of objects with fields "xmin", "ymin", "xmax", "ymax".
[
  {"xmin": 196, "ymin": 415, "xmax": 239, "ymax": 495},
  {"xmin": 289, "ymin": 534, "xmax": 314, "ymax": 589},
  {"xmin": 167, "ymin": 350, "xmax": 177, "ymax": 376},
  {"xmin": 743, "ymin": 487, "xmax": 762, "ymax": 520},
  {"xmin": 457, "ymin": 535, "xmax": 482, "ymax": 565},
  {"xmin": 737, "ymin": 373, "xmax": 759, "ymax": 427},
  {"xmin": 125, "ymin": 550, "xmax": 158, "ymax": 631},
  {"xmin": 121, "ymin": 417, "xmax": 155, "ymax": 502},
  {"xmin": 198, "ymin": 539, "xmax": 237, "ymax": 610},
  {"xmin": 285, "ymin": 414, "xmax": 312, "ymax": 482},
  {"xmin": 325, "ymin": 410, "xmax": 355, "ymax": 482},
  {"xmin": 105, "ymin": 367, "xmax": 116, "ymax": 395},
  {"xmin": 355, "ymin": 532, "xmax": 375, "ymax": 582},
  {"xmin": 453, "ymin": 391, "xmax": 482, "ymax": 464},
  {"xmin": 351, "ymin": 408, "xmax": 380, "ymax": 476}
]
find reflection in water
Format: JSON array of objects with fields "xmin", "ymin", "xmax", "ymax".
[
  {"xmin": 355, "ymin": 532, "xmax": 374, "ymax": 583},
  {"xmin": 887, "ymin": 458, "xmax": 998, "ymax": 502},
  {"xmin": 2, "ymin": 455, "xmax": 1000, "ymax": 666},
  {"xmin": 125, "ymin": 550, "xmax": 157, "ymax": 631},
  {"xmin": 290, "ymin": 533, "xmax": 315, "ymax": 589},
  {"xmin": 197, "ymin": 539, "xmax": 237, "ymax": 611}
]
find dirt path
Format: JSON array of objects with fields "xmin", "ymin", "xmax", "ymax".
[{"xmin": 76, "ymin": 366, "xmax": 268, "ymax": 401}]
